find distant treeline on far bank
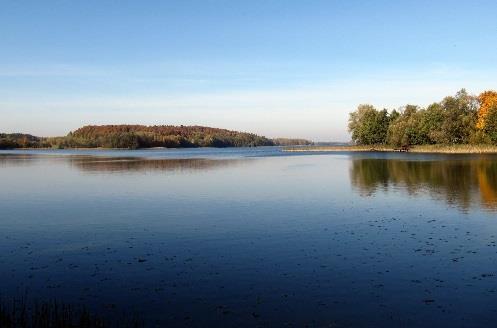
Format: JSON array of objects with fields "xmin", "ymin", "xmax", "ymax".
[
  {"xmin": 0, "ymin": 125, "xmax": 312, "ymax": 149},
  {"xmin": 349, "ymin": 89, "xmax": 497, "ymax": 147}
]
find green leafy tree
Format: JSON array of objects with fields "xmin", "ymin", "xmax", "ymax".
[
  {"xmin": 387, "ymin": 105, "xmax": 427, "ymax": 146},
  {"xmin": 348, "ymin": 105, "xmax": 390, "ymax": 145},
  {"xmin": 436, "ymin": 89, "xmax": 478, "ymax": 144}
]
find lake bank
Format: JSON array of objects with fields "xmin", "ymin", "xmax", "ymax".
[{"xmin": 283, "ymin": 144, "xmax": 497, "ymax": 154}]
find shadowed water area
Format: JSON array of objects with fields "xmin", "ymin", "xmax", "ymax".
[{"xmin": 1, "ymin": 148, "xmax": 497, "ymax": 327}]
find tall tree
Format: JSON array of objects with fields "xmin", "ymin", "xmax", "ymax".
[
  {"xmin": 477, "ymin": 91, "xmax": 497, "ymax": 130},
  {"xmin": 437, "ymin": 89, "xmax": 478, "ymax": 144},
  {"xmin": 348, "ymin": 105, "xmax": 390, "ymax": 145}
]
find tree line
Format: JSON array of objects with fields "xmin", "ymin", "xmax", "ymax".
[
  {"xmin": 348, "ymin": 89, "xmax": 497, "ymax": 146},
  {"xmin": 0, "ymin": 125, "xmax": 312, "ymax": 149},
  {"xmin": 0, "ymin": 133, "xmax": 44, "ymax": 149}
]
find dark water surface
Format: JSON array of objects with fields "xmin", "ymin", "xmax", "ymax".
[{"xmin": 1, "ymin": 148, "xmax": 497, "ymax": 327}]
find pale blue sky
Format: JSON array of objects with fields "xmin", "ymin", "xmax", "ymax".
[{"xmin": 2, "ymin": 0, "xmax": 497, "ymax": 140}]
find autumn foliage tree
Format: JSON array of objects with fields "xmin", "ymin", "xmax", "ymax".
[
  {"xmin": 477, "ymin": 91, "xmax": 497, "ymax": 129},
  {"xmin": 476, "ymin": 91, "xmax": 497, "ymax": 143}
]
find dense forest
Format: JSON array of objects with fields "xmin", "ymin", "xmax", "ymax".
[
  {"xmin": 0, "ymin": 125, "xmax": 312, "ymax": 149},
  {"xmin": 0, "ymin": 133, "xmax": 45, "ymax": 149},
  {"xmin": 348, "ymin": 89, "xmax": 497, "ymax": 147}
]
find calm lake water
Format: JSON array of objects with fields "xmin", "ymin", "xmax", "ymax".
[{"xmin": 1, "ymin": 147, "xmax": 497, "ymax": 327}]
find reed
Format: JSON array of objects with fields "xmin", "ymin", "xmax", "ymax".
[
  {"xmin": 410, "ymin": 144, "xmax": 497, "ymax": 154},
  {"xmin": 0, "ymin": 297, "xmax": 142, "ymax": 328},
  {"xmin": 283, "ymin": 144, "xmax": 497, "ymax": 154},
  {"xmin": 283, "ymin": 145, "xmax": 395, "ymax": 152}
]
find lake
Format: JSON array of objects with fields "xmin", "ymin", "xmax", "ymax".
[{"xmin": 1, "ymin": 148, "xmax": 497, "ymax": 327}]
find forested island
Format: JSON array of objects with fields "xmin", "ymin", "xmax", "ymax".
[{"xmin": 0, "ymin": 125, "xmax": 312, "ymax": 149}]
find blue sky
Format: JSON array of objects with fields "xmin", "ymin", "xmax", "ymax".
[{"xmin": 2, "ymin": 0, "xmax": 497, "ymax": 140}]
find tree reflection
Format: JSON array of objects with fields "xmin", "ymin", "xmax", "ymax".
[
  {"xmin": 350, "ymin": 157, "xmax": 497, "ymax": 211},
  {"xmin": 69, "ymin": 157, "xmax": 241, "ymax": 173},
  {"xmin": 0, "ymin": 154, "xmax": 241, "ymax": 173}
]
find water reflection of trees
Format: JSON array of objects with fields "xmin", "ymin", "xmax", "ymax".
[
  {"xmin": 0, "ymin": 154, "xmax": 241, "ymax": 173},
  {"xmin": 350, "ymin": 158, "xmax": 497, "ymax": 211},
  {"xmin": 0, "ymin": 154, "xmax": 48, "ymax": 167},
  {"xmin": 69, "ymin": 157, "xmax": 240, "ymax": 173}
]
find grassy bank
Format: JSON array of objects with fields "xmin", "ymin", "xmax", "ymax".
[{"xmin": 283, "ymin": 144, "xmax": 497, "ymax": 154}]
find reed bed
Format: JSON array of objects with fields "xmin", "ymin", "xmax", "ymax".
[
  {"xmin": 283, "ymin": 144, "xmax": 497, "ymax": 154},
  {"xmin": 410, "ymin": 144, "xmax": 497, "ymax": 154},
  {"xmin": 0, "ymin": 297, "xmax": 142, "ymax": 328}
]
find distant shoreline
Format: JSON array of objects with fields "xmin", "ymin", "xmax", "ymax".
[
  {"xmin": 0, "ymin": 145, "xmax": 286, "ymax": 151},
  {"xmin": 1, "ymin": 125, "xmax": 313, "ymax": 149},
  {"xmin": 283, "ymin": 144, "xmax": 497, "ymax": 154}
]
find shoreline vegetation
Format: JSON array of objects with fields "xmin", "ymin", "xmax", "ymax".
[
  {"xmin": 284, "ymin": 88, "xmax": 497, "ymax": 154},
  {"xmin": 0, "ymin": 125, "xmax": 312, "ymax": 150},
  {"xmin": 283, "ymin": 144, "xmax": 497, "ymax": 154},
  {"xmin": 346, "ymin": 89, "xmax": 497, "ymax": 152}
]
